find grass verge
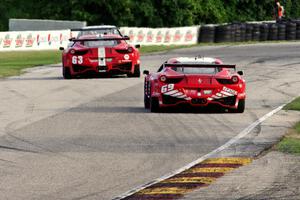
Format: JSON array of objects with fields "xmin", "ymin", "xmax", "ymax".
[
  {"xmin": 277, "ymin": 98, "xmax": 300, "ymax": 155},
  {"xmin": 0, "ymin": 50, "xmax": 61, "ymax": 78}
]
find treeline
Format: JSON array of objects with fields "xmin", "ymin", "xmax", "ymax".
[{"xmin": 1, "ymin": 0, "xmax": 299, "ymax": 31}]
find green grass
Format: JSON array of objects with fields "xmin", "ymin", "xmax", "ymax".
[
  {"xmin": 277, "ymin": 137, "xmax": 300, "ymax": 155},
  {"xmin": 277, "ymin": 98, "xmax": 300, "ymax": 155},
  {"xmin": 0, "ymin": 50, "xmax": 61, "ymax": 77},
  {"xmin": 283, "ymin": 97, "xmax": 300, "ymax": 111}
]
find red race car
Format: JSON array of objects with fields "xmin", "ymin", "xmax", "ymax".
[
  {"xmin": 143, "ymin": 57, "xmax": 246, "ymax": 113},
  {"xmin": 60, "ymin": 28, "xmax": 140, "ymax": 79}
]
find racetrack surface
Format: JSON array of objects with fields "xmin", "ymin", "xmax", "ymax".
[{"xmin": 0, "ymin": 43, "xmax": 300, "ymax": 199}]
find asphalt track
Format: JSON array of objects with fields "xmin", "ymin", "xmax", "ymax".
[{"xmin": 0, "ymin": 43, "xmax": 300, "ymax": 200}]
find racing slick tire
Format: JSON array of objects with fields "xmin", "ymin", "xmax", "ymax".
[
  {"xmin": 128, "ymin": 65, "xmax": 140, "ymax": 78},
  {"xmin": 150, "ymin": 97, "xmax": 159, "ymax": 113},
  {"xmin": 144, "ymin": 94, "xmax": 150, "ymax": 109},
  {"xmin": 236, "ymin": 99, "xmax": 245, "ymax": 113},
  {"xmin": 63, "ymin": 67, "xmax": 73, "ymax": 79}
]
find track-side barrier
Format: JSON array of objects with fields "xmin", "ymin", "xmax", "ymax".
[{"xmin": 1, "ymin": 19, "xmax": 300, "ymax": 51}]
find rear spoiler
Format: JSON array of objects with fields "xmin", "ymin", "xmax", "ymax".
[
  {"xmin": 69, "ymin": 36, "xmax": 130, "ymax": 42},
  {"xmin": 71, "ymin": 27, "xmax": 117, "ymax": 32},
  {"xmin": 164, "ymin": 63, "xmax": 236, "ymax": 69}
]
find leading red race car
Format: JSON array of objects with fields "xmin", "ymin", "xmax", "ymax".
[
  {"xmin": 60, "ymin": 26, "xmax": 140, "ymax": 79},
  {"xmin": 143, "ymin": 57, "xmax": 246, "ymax": 113}
]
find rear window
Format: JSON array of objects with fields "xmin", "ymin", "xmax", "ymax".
[
  {"xmin": 83, "ymin": 40, "xmax": 120, "ymax": 47},
  {"xmin": 171, "ymin": 67, "xmax": 218, "ymax": 74}
]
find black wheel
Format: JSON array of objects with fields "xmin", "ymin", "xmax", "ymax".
[
  {"xmin": 144, "ymin": 94, "xmax": 150, "ymax": 109},
  {"xmin": 128, "ymin": 65, "xmax": 140, "ymax": 78},
  {"xmin": 150, "ymin": 97, "xmax": 159, "ymax": 113},
  {"xmin": 63, "ymin": 67, "xmax": 72, "ymax": 79},
  {"xmin": 236, "ymin": 99, "xmax": 245, "ymax": 113}
]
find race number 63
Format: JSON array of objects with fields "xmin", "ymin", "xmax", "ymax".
[
  {"xmin": 161, "ymin": 84, "xmax": 174, "ymax": 93},
  {"xmin": 72, "ymin": 56, "xmax": 83, "ymax": 64}
]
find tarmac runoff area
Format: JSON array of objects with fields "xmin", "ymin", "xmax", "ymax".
[{"xmin": 0, "ymin": 42, "xmax": 300, "ymax": 199}]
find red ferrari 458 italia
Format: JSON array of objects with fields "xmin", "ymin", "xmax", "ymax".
[
  {"xmin": 143, "ymin": 57, "xmax": 246, "ymax": 113},
  {"xmin": 60, "ymin": 26, "xmax": 140, "ymax": 78}
]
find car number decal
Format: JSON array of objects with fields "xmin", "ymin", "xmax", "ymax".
[
  {"xmin": 161, "ymin": 84, "xmax": 174, "ymax": 93},
  {"xmin": 72, "ymin": 56, "xmax": 83, "ymax": 64}
]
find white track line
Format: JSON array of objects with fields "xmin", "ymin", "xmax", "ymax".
[{"xmin": 113, "ymin": 103, "xmax": 286, "ymax": 200}]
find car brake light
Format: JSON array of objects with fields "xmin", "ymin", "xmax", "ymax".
[
  {"xmin": 127, "ymin": 47, "xmax": 133, "ymax": 53},
  {"xmin": 231, "ymin": 76, "xmax": 239, "ymax": 84},
  {"xmin": 160, "ymin": 75, "xmax": 167, "ymax": 82},
  {"xmin": 70, "ymin": 49, "xmax": 76, "ymax": 54}
]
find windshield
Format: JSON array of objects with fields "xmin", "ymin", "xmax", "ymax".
[
  {"xmin": 82, "ymin": 40, "xmax": 120, "ymax": 47},
  {"xmin": 171, "ymin": 67, "xmax": 218, "ymax": 74},
  {"xmin": 77, "ymin": 29, "xmax": 121, "ymax": 38}
]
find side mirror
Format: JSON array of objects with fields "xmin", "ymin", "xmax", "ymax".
[
  {"xmin": 237, "ymin": 71, "xmax": 244, "ymax": 76},
  {"xmin": 59, "ymin": 47, "xmax": 65, "ymax": 51},
  {"xmin": 143, "ymin": 70, "xmax": 149, "ymax": 75},
  {"xmin": 135, "ymin": 44, "xmax": 141, "ymax": 48}
]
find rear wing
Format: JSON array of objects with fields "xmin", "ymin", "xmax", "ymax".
[
  {"xmin": 164, "ymin": 63, "xmax": 236, "ymax": 69},
  {"xmin": 69, "ymin": 36, "xmax": 130, "ymax": 42},
  {"xmin": 71, "ymin": 27, "xmax": 117, "ymax": 32}
]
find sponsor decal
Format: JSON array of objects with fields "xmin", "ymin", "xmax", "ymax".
[
  {"xmin": 48, "ymin": 34, "xmax": 52, "ymax": 45},
  {"xmin": 147, "ymin": 30, "xmax": 153, "ymax": 42},
  {"xmin": 156, "ymin": 31, "xmax": 163, "ymax": 43},
  {"xmin": 26, "ymin": 33, "xmax": 34, "ymax": 47},
  {"xmin": 15, "ymin": 34, "xmax": 24, "ymax": 48},
  {"xmin": 223, "ymin": 86, "xmax": 237, "ymax": 95},
  {"xmin": 3, "ymin": 34, "xmax": 12, "ymax": 48},
  {"xmin": 185, "ymin": 30, "xmax": 194, "ymax": 42},
  {"xmin": 173, "ymin": 30, "xmax": 182, "ymax": 42},
  {"xmin": 124, "ymin": 54, "xmax": 130, "ymax": 60},
  {"xmin": 208, "ymin": 87, "xmax": 238, "ymax": 101},
  {"xmin": 198, "ymin": 78, "xmax": 202, "ymax": 84},
  {"xmin": 60, "ymin": 33, "xmax": 63, "ymax": 45},
  {"xmin": 137, "ymin": 30, "xmax": 144, "ymax": 42},
  {"xmin": 164, "ymin": 30, "xmax": 171, "ymax": 43},
  {"xmin": 129, "ymin": 30, "xmax": 135, "ymax": 42}
]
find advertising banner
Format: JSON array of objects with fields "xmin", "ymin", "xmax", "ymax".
[
  {"xmin": 0, "ymin": 26, "xmax": 200, "ymax": 51},
  {"xmin": 0, "ymin": 30, "xmax": 71, "ymax": 51}
]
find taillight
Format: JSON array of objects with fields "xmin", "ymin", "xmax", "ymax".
[
  {"xmin": 231, "ymin": 76, "xmax": 239, "ymax": 84},
  {"xmin": 160, "ymin": 75, "xmax": 167, "ymax": 82},
  {"xmin": 127, "ymin": 47, "xmax": 133, "ymax": 53},
  {"xmin": 69, "ymin": 49, "xmax": 76, "ymax": 54}
]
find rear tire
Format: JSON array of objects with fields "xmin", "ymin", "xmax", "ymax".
[
  {"xmin": 236, "ymin": 99, "xmax": 245, "ymax": 113},
  {"xmin": 128, "ymin": 65, "xmax": 140, "ymax": 78},
  {"xmin": 63, "ymin": 67, "xmax": 72, "ymax": 79},
  {"xmin": 144, "ymin": 95, "xmax": 150, "ymax": 109},
  {"xmin": 150, "ymin": 97, "xmax": 159, "ymax": 113}
]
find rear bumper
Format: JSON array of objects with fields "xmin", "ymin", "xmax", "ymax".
[
  {"xmin": 65, "ymin": 60, "xmax": 137, "ymax": 75},
  {"xmin": 159, "ymin": 94, "xmax": 244, "ymax": 109}
]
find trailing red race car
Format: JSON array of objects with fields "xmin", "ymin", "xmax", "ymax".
[
  {"xmin": 60, "ymin": 27, "xmax": 140, "ymax": 79},
  {"xmin": 143, "ymin": 57, "xmax": 246, "ymax": 113}
]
